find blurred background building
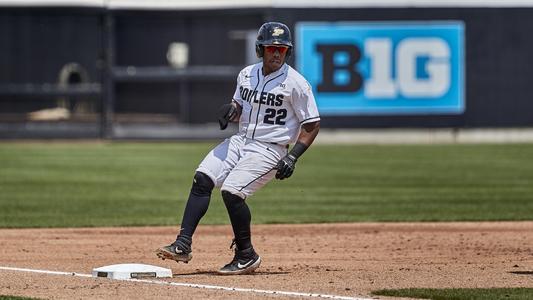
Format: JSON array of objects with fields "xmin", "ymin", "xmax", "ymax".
[{"xmin": 1, "ymin": 0, "xmax": 532, "ymax": 140}]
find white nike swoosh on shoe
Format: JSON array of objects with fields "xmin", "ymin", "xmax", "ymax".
[{"xmin": 237, "ymin": 260, "xmax": 254, "ymax": 269}]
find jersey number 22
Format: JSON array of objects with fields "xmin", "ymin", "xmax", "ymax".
[{"xmin": 263, "ymin": 108, "xmax": 287, "ymax": 125}]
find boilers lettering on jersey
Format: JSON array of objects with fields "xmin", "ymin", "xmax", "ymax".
[{"xmin": 239, "ymin": 87, "xmax": 284, "ymax": 107}]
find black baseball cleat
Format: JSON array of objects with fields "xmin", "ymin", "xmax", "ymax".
[
  {"xmin": 218, "ymin": 246, "xmax": 261, "ymax": 275},
  {"xmin": 156, "ymin": 238, "xmax": 192, "ymax": 264}
]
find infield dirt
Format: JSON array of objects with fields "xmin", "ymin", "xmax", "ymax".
[{"xmin": 1, "ymin": 222, "xmax": 532, "ymax": 299}]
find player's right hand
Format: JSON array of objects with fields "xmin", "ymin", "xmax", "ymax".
[{"xmin": 217, "ymin": 103, "xmax": 237, "ymax": 130}]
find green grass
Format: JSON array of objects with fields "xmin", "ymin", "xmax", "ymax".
[
  {"xmin": 0, "ymin": 296, "xmax": 39, "ymax": 300},
  {"xmin": 372, "ymin": 288, "xmax": 533, "ymax": 299},
  {"xmin": 0, "ymin": 142, "xmax": 532, "ymax": 228}
]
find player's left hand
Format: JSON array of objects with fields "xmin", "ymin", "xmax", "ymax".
[{"xmin": 275, "ymin": 154, "xmax": 297, "ymax": 180}]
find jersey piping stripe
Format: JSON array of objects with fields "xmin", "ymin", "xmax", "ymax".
[
  {"xmin": 251, "ymin": 72, "xmax": 285, "ymax": 139},
  {"xmin": 300, "ymin": 116, "xmax": 321, "ymax": 124},
  {"xmin": 245, "ymin": 68, "xmax": 261, "ymax": 139}
]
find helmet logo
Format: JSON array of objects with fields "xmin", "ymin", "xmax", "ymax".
[{"xmin": 272, "ymin": 28, "xmax": 285, "ymax": 37}]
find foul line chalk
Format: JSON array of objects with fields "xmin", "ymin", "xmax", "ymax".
[
  {"xmin": 0, "ymin": 266, "xmax": 92, "ymax": 278},
  {"xmin": 0, "ymin": 266, "xmax": 373, "ymax": 300}
]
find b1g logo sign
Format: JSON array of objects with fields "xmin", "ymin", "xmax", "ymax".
[{"xmin": 296, "ymin": 22, "xmax": 464, "ymax": 115}]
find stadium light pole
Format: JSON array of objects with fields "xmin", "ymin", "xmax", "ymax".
[{"xmin": 101, "ymin": 10, "xmax": 115, "ymax": 139}]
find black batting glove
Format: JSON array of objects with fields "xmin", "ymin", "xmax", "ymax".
[
  {"xmin": 217, "ymin": 103, "xmax": 237, "ymax": 130},
  {"xmin": 275, "ymin": 154, "xmax": 297, "ymax": 180}
]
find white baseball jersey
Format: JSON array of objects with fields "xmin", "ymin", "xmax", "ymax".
[
  {"xmin": 196, "ymin": 62, "xmax": 320, "ymax": 199},
  {"xmin": 232, "ymin": 62, "xmax": 320, "ymax": 145}
]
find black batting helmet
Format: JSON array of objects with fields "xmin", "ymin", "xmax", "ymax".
[{"xmin": 255, "ymin": 22, "xmax": 293, "ymax": 58}]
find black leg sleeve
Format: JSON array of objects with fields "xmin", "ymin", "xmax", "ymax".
[
  {"xmin": 222, "ymin": 190, "xmax": 252, "ymax": 250},
  {"xmin": 177, "ymin": 172, "xmax": 214, "ymax": 242}
]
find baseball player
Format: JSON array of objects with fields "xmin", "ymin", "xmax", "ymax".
[{"xmin": 156, "ymin": 21, "xmax": 320, "ymax": 275}]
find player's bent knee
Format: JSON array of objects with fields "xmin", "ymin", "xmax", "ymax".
[
  {"xmin": 221, "ymin": 186, "xmax": 247, "ymax": 200},
  {"xmin": 221, "ymin": 190, "xmax": 245, "ymax": 207},
  {"xmin": 191, "ymin": 171, "xmax": 214, "ymax": 196}
]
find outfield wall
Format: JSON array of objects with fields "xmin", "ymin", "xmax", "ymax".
[{"xmin": 1, "ymin": 2, "xmax": 532, "ymax": 138}]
